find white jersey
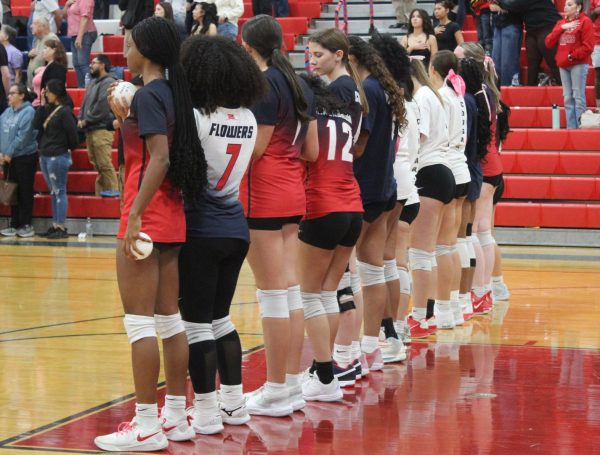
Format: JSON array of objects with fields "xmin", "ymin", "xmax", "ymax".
[
  {"xmin": 413, "ymin": 85, "xmax": 450, "ymax": 172},
  {"xmin": 394, "ymin": 99, "xmax": 421, "ymax": 200},
  {"xmin": 439, "ymin": 86, "xmax": 471, "ymax": 185}
]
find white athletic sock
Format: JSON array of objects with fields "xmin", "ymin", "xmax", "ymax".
[
  {"xmin": 285, "ymin": 373, "xmax": 302, "ymax": 387},
  {"xmin": 194, "ymin": 391, "xmax": 218, "ymax": 411},
  {"xmin": 333, "ymin": 343, "xmax": 352, "ymax": 367},
  {"xmin": 450, "ymin": 290, "xmax": 459, "ymax": 301},
  {"xmin": 492, "ymin": 275, "xmax": 504, "ymax": 285},
  {"xmin": 220, "ymin": 384, "xmax": 243, "ymax": 407},
  {"xmin": 394, "ymin": 319, "xmax": 407, "ymax": 334},
  {"xmin": 351, "ymin": 340, "xmax": 361, "ymax": 361},
  {"xmin": 265, "ymin": 381, "xmax": 286, "ymax": 394},
  {"xmin": 474, "ymin": 286, "xmax": 487, "ymax": 297},
  {"xmin": 361, "ymin": 335, "xmax": 379, "ymax": 354},
  {"xmin": 163, "ymin": 395, "xmax": 186, "ymax": 421},
  {"xmin": 412, "ymin": 307, "xmax": 426, "ymax": 321},
  {"xmin": 135, "ymin": 403, "xmax": 159, "ymax": 430}
]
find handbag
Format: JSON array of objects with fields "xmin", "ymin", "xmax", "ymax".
[
  {"xmin": 0, "ymin": 167, "xmax": 17, "ymax": 206},
  {"xmin": 580, "ymin": 110, "xmax": 600, "ymax": 129}
]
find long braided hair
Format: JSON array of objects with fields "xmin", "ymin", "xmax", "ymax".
[
  {"xmin": 131, "ymin": 17, "xmax": 207, "ymax": 203},
  {"xmin": 459, "ymin": 57, "xmax": 491, "ymax": 160}
]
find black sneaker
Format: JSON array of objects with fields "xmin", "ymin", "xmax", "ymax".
[
  {"xmin": 39, "ymin": 227, "xmax": 56, "ymax": 237},
  {"xmin": 389, "ymin": 22, "xmax": 407, "ymax": 29},
  {"xmin": 48, "ymin": 228, "xmax": 68, "ymax": 239},
  {"xmin": 333, "ymin": 361, "xmax": 356, "ymax": 388}
]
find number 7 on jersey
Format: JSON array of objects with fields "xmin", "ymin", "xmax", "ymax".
[{"xmin": 215, "ymin": 143, "xmax": 242, "ymax": 191}]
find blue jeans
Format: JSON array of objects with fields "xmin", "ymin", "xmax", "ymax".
[
  {"xmin": 71, "ymin": 31, "xmax": 98, "ymax": 88},
  {"xmin": 492, "ymin": 24, "xmax": 523, "ymax": 87},
  {"xmin": 475, "ymin": 9, "xmax": 493, "ymax": 55},
  {"xmin": 40, "ymin": 153, "xmax": 72, "ymax": 225},
  {"xmin": 560, "ymin": 64, "xmax": 589, "ymax": 129},
  {"xmin": 217, "ymin": 21, "xmax": 238, "ymax": 40}
]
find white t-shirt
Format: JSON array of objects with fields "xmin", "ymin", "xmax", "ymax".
[
  {"xmin": 33, "ymin": 0, "xmax": 60, "ymax": 34},
  {"xmin": 413, "ymin": 85, "xmax": 450, "ymax": 172},
  {"xmin": 394, "ymin": 99, "xmax": 421, "ymax": 200},
  {"xmin": 439, "ymin": 86, "xmax": 470, "ymax": 185}
]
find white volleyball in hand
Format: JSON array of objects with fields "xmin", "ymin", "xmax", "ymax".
[
  {"xmin": 113, "ymin": 81, "xmax": 137, "ymax": 107},
  {"xmin": 131, "ymin": 232, "xmax": 153, "ymax": 260}
]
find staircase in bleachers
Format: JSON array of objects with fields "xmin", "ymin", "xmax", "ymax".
[{"xmin": 2, "ymin": 0, "xmax": 599, "ymax": 244}]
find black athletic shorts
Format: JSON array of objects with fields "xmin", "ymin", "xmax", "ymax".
[
  {"xmin": 247, "ymin": 215, "xmax": 303, "ymax": 231},
  {"xmin": 416, "ymin": 164, "xmax": 456, "ymax": 204},
  {"xmin": 454, "ymin": 182, "xmax": 470, "ymax": 199},
  {"xmin": 483, "ymin": 173, "xmax": 503, "ymax": 188},
  {"xmin": 363, "ymin": 193, "xmax": 397, "ymax": 223},
  {"xmin": 154, "ymin": 242, "xmax": 183, "ymax": 251},
  {"xmin": 397, "ymin": 198, "xmax": 408, "ymax": 206},
  {"xmin": 493, "ymin": 176, "xmax": 505, "ymax": 205},
  {"xmin": 299, "ymin": 212, "xmax": 363, "ymax": 250},
  {"xmin": 399, "ymin": 202, "xmax": 420, "ymax": 225}
]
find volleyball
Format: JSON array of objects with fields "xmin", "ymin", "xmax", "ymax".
[
  {"xmin": 131, "ymin": 232, "xmax": 153, "ymax": 260},
  {"xmin": 113, "ymin": 81, "xmax": 137, "ymax": 106}
]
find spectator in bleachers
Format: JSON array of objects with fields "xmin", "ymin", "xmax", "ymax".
[
  {"xmin": 545, "ymin": 0, "xmax": 594, "ymax": 129},
  {"xmin": 32, "ymin": 39, "xmax": 67, "ymax": 107},
  {"xmin": 33, "ymin": 78, "xmax": 79, "ymax": 239},
  {"xmin": 154, "ymin": 2, "xmax": 174, "ymax": 21},
  {"xmin": 64, "ymin": 0, "xmax": 98, "ymax": 87},
  {"xmin": 433, "ymin": 0, "xmax": 464, "ymax": 51},
  {"xmin": 1, "ymin": 25, "xmax": 23, "ymax": 85},
  {"xmin": 590, "ymin": 0, "xmax": 600, "ymax": 107},
  {"xmin": 0, "ymin": 84, "xmax": 37, "ymax": 238},
  {"xmin": 118, "ymin": 0, "xmax": 153, "ymax": 57},
  {"xmin": 206, "ymin": 0, "xmax": 243, "ymax": 39},
  {"xmin": 77, "ymin": 54, "xmax": 119, "ymax": 197},
  {"xmin": 401, "ymin": 9, "xmax": 438, "ymax": 68},
  {"xmin": 32, "ymin": 0, "xmax": 61, "ymax": 34},
  {"xmin": 471, "ymin": 0, "xmax": 493, "ymax": 55},
  {"xmin": 489, "ymin": 1, "xmax": 522, "ymax": 86},
  {"xmin": 390, "ymin": 0, "xmax": 416, "ymax": 29},
  {"xmin": 494, "ymin": 0, "xmax": 561, "ymax": 86},
  {"xmin": 191, "ymin": 2, "xmax": 217, "ymax": 35},
  {"xmin": 27, "ymin": 18, "xmax": 58, "ymax": 89},
  {"xmin": 0, "ymin": 31, "xmax": 9, "ymax": 113},
  {"xmin": 252, "ymin": 0, "xmax": 271, "ymax": 16}
]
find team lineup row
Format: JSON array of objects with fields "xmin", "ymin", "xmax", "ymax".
[{"xmin": 92, "ymin": 14, "xmax": 509, "ymax": 452}]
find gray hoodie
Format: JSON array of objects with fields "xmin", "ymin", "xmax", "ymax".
[{"xmin": 79, "ymin": 73, "xmax": 117, "ymax": 131}]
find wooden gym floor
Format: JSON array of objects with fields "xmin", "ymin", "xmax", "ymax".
[{"xmin": 0, "ymin": 238, "xmax": 599, "ymax": 454}]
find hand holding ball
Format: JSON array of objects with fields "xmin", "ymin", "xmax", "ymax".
[
  {"xmin": 113, "ymin": 81, "xmax": 137, "ymax": 107},
  {"xmin": 131, "ymin": 232, "xmax": 153, "ymax": 260}
]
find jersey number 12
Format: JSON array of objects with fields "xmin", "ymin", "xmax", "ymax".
[{"xmin": 326, "ymin": 119, "xmax": 353, "ymax": 162}]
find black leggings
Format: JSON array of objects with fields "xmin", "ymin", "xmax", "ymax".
[
  {"xmin": 525, "ymin": 24, "xmax": 561, "ymax": 86},
  {"xmin": 5, "ymin": 154, "xmax": 37, "ymax": 229},
  {"xmin": 179, "ymin": 237, "xmax": 249, "ymax": 392},
  {"xmin": 595, "ymin": 68, "xmax": 600, "ymax": 101}
]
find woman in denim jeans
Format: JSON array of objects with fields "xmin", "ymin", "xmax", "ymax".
[
  {"xmin": 545, "ymin": 0, "xmax": 594, "ymax": 128},
  {"xmin": 63, "ymin": 0, "xmax": 98, "ymax": 87},
  {"xmin": 33, "ymin": 79, "xmax": 80, "ymax": 238}
]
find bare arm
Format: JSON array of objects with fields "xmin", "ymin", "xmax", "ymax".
[
  {"xmin": 252, "ymin": 124, "xmax": 275, "ymax": 160},
  {"xmin": 75, "ymin": 17, "xmax": 90, "ymax": 48},
  {"xmin": 299, "ymin": 119, "xmax": 318, "ymax": 162},
  {"xmin": 352, "ymin": 130, "xmax": 369, "ymax": 158},
  {"xmin": 1, "ymin": 66, "xmax": 10, "ymax": 98},
  {"xmin": 428, "ymin": 35, "xmax": 438, "ymax": 60},
  {"xmin": 455, "ymin": 29, "xmax": 464, "ymax": 46}
]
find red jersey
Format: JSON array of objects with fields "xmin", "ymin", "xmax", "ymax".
[
  {"xmin": 305, "ymin": 111, "xmax": 363, "ymax": 220},
  {"xmin": 239, "ymin": 67, "xmax": 315, "ymax": 218},
  {"xmin": 482, "ymin": 110, "xmax": 503, "ymax": 177},
  {"xmin": 117, "ymin": 80, "xmax": 185, "ymax": 243}
]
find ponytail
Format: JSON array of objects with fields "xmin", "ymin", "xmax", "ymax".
[
  {"xmin": 270, "ymin": 48, "xmax": 311, "ymax": 123},
  {"xmin": 459, "ymin": 58, "xmax": 491, "ymax": 160}
]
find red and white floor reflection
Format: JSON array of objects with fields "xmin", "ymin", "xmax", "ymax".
[{"xmin": 5, "ymin": 337, "xmax": 600, "ymax": 454}]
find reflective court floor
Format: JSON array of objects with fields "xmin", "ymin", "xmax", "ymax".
[{"xmin": 0, "ymin": 239, "xmax": 599, "ymax": 454}]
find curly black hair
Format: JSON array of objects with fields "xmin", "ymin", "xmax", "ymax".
[
  {"xmin": 132, "ymin": 16, "xmax": 207, "ymax": 203},
  {"xmin": 369, "ymin": 32, "xmax": 414, "ymax": 101},
  {"xmin": 181, "ymin": 35, "xmax": 268, "ymax": 113},
  {"xmin": 497, "ymin": 100, "xmax": 511, "ymax": 145},
  {"xmin": 299, "ymin": 72, "xmax": 351, "ymax": 118},
  {"xmin": 459, "ymin": 57, "xmax": 491, "ymax": 160}
]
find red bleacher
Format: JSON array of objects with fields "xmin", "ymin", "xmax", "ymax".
[{"xmin": 501, "ymin": 152, "xmax": 600, "ymax": 175}]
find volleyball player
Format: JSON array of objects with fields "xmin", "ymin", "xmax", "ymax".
[
  {"xmin": 430, "ymin": 50, "xmax": 471, "ymax": 328},
  {"xmin": 307, "ymin": 28, "xmax": 368, "ymax": 382},
  {"xmin": 178, "ymin": 35, "xmax": 266, "ymax": 434},
  {"xmin": 95, "ymin": 17, "xmax": 207, "ymax": 452},
  {"xmin": 239, "ymin": 15, "xmax": 318, "ymax": 416},
  {"xmin": 407, "ymin": 59, "xmax": 455, "ymax": 338},
  {"xmin": 347, "ymin": 35, "xmax": 406, "ymax": 371}
]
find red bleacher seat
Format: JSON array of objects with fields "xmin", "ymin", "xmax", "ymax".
[
  {"xmin": 501, "ymin": 151, "xmax": 559, "ymax": 174},
  {"xmin": 239, "ymin": 17, "xmax": 308, "ymax": 36},
  {"xmin": 34, "ymin": 171, "xmax": 99, "ymax": 193},
  {"xmin": 502, "ymin": 86, "xmax": 595, "ymax": 107},
  {"xmin": 509, "ymin": 107, "xmax": 567, "ymax": 128},
  {"xmin": 527, "ymin": 129, "xmax": 569, "ymax": 150},
  {"xmin": 289, "ymin": 2, "xmax": 321, "ymax": 19},
  {"xmin": 502, "ymin": 129, "xmax": 528, "ymax": 150},
  {"xmin": 494, "ymin": 203, "xmax": 600, "ymax": 229},
  {"xmin": 540, "ymin": 204, "xmax": 589, "ymax": 228},
  {"xmin": 72, "ymin": 149, "xmax": 118, "ymax": 171},
  {"xmin": 559, "ymin": 152, "xmax": 600, "ymax": 174},
  {"xmin": 0, "ymin": 195, "xmax": 120, "ymax": 218},
  {"xmin": 102, "ymin": 35, "xmax": 124, "ymax": 53},
  {"xmin": 503, "ymin": 176, "xmax": 600, "ymax": 200},
  {"xmin": 503, "ymin": 176, "xmax": 551, "ymax": 199},
  {"xmin": 68, "ymin": 88, "xmax": 86, "ymax": 107},
  {"xmin": 495, "ymin": 202, "xmax": 541, "ymax": 227},
  {"xmin": 90, "ymin": 52, "xmax": 128, "ymax": 68}
]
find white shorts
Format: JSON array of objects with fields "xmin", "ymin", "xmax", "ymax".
[{"xmin": 592, "ymin": 45, "xmax": 600, "ymax": 68}]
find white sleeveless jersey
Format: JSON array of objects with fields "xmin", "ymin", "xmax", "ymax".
[
  {"xmin": 439, "ymin": 86, "xmax": 471, "ymax": 185},
  {"xmin": 394, "ymin": 99, "xmax": 421, "ymax": 200},
  {"xmin": 413, "ymin": 85, "xmax": 450, "ymax": 172}
]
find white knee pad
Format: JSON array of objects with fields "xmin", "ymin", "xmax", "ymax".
[
  {"xmin": 467, "ymin": 235, "xmax": 477, "ymax": 258},
  {"xmin": 408, "ymin": 248, "xmax": 433, "ymax": 272},
  {"xmin": 357, "ymin": 261, "xmax": 386, "ymax": 287},
  {"xmin": 350, "ymin": 272, "xmax": 361, "ymax": 295},
  {"xmin": 456, "ymin": 238, "xmax": 470, "ymax": 268},
  {"xmin": 212, "ymin": 315, "xmax": 236, "ymax": 340},
  {"xmin": 257, "ymin": 289, "xmax": 289, "ymax": 319},
  {"xmin": 123, "ymin": 314, "xmax": 156, "ymax": 344},
  {"xmin": 322, "ymin": 290, "xmax": 339, "ymax": 315},
  {"xmin": 477, "ymin": 230, "xmax": 494, "ymax": 247},
  {"xmin": 383, "ymin": 259, "xmax": 399, "ymax": 282},
  {"xmin": 154, "ymin": 313, "xmax": 185, "ymax": 339},
  {"xmin": 431, "ymin": 254, "xmax": 437, "ymax": 268},
  {"xmin": 338, "ymin": 271, "xmax": 351, "ymax": 290},
  {"xmin": 302, "ymin": 292, "xmax": 325, "ymax": 320},
  {"xmin": 287, "ymin": 285, "xmax": 303, "ymax": 312},
  {"xmin": 184, "ymin": 321, "xmax": 214, "ymax": 344},
  {"xmin": 397, "ymin": 266, "xmax": 411, "ymax": 295},
  {"xmin": 435, "ymin": 244, "xmax": 454, "ymax": 257}
]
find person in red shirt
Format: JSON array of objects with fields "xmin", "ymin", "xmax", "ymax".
[
  {"xmin": 589, "ymin": 0, "xmax": 600, "ymax": 107},
  {"xmin": 545, "ymin": 0, "xmax": 594, "ymax": 128}
]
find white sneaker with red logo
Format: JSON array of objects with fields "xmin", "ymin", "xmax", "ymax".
[
  {"xmin": 161, "ymin": 412, "xmax": 195, "ymax": 441},
  {"xmin": 94, "ymin": 419, "xmax": 168, "ymax": 452}
]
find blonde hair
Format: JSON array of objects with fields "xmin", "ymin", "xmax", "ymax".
[
  {"xmin": 410, "ymin": 59, "xmax": 443, "ymax": 105},
  {"xmin": 458, "ymin": 42, "xmax": 501, "ymax": 112}
]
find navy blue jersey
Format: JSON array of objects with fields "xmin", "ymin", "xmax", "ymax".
[
  {"xmin": 328, "ymin": 75, "xmax": 363, "ymax": 143},
  {"xmin": 464, "ymin": 93, "xmax": 482, "ymax": 184},
  {"xmin": 353, "ymin": 75, "xmax": 396, "ymax": 204}
]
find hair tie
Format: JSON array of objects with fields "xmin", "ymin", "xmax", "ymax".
[
  {"xmin": 476, "ymin": 84, "xmax": 492, "ymax": 123},
  {"xmin": 483, "ymin": 55, "xmax": 498, "ymax": 79},
  {"xmin": 446, "ymin": 69, "xmax": 465, "ymax": 97}
]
